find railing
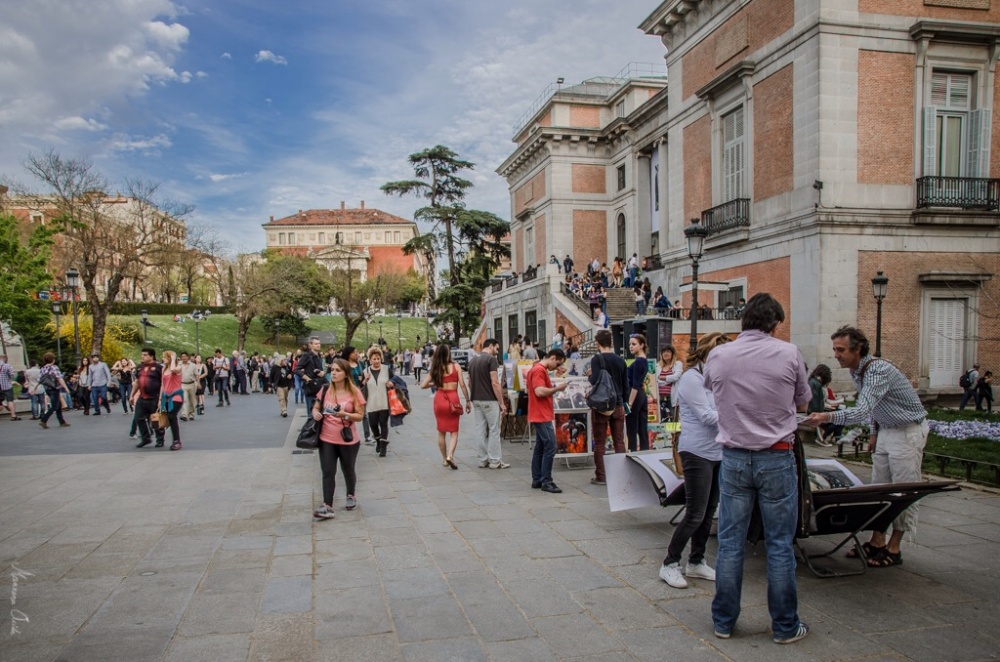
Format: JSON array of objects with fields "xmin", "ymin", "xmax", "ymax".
[
  {"xmin": 643, "ymin": 254, "xmax": 663, "ymax": 271},
  {"xmin": 547, "ymin": 328, "xmax": 594, "ymax": 353},
  {"xmin": 522, "ymin": 265, "xmax": 538, "ymax": 282},
  {"xmin": 702, "ymin": 198, "xmax": 751, "ymax": 233},
  {"xmin": 560, "ymin": 283, "xmax": 597, "ymax": 317},
  {"xmin": 916, "ymin": 176, "xmax": 1000, "ymax": 211},
  {"xmin": 652, "ymin": 306, "xmax": 741, "ymax": 320},
  {"xmin": 490, "ymin": 281, "xmax": 504, "ymax": 294}
]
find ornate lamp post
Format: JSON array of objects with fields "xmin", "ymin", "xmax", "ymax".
[
  {"xmin": 65, "ymin": 267, "xmax": 82, "ymax": 365},
  {"xmin": 396, "ymin": 311, "xmax": 402, "ymax": 352},
  {"xmin": 684, "ymin": 220, "xmax": 709, "ymax": 356},
  {"xmin": 51, "ymin": 302, "xmax": 63, "ymax": 366},
  {"xmin": 871, "ymin": 271, "xmax": 889, "ymax": 358},
  {"xmin": 141, "ymin": 309, "xmax": 149, "ymax": 345},
  {"xmin": 192, "ymin": 312, "xmax": 203, "ymax": 356}
]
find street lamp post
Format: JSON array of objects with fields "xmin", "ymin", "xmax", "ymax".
[
  {"xmin": 51, "ymin": 303, "xmax": 63, "ymax": 366},
  {"xmin": 192, "ymin": 312, "xmax": 202, "ymax": 356},
  {"xmin": 396, "ymin": 311, "xmax": 402, "ymax": 352},
  {"xmin": 378, "ymin": 320, "xmax": 384, "ymax": 347},
  {"xmin": 365, "ymin": 317, "xmax": 370, "ymax": 346},
  {"xmin": 871, "ymin": 271, "xmax": 889, "ymax": 358},
  {"xmin": 65, "ymin": 268, "xmax": 82, "ymax": 365},
  {"xmin": 274, "ymin": 320, "xmax": 280, "ymax": 349},
  {"xmin": 141, "ymin": 309, "xmax": 149, "ymax": 345},
  {"xmin": 684, "ymin": 220, "xmax": 710, "ymax": 356}
]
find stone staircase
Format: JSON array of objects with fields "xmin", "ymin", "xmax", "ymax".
[{"xmin": 605, "ymin": 287, "xmax": 636, "ymax": 320}]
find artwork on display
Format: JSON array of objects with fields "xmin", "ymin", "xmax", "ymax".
[
  {"xmin": 805, "ymin": 459, "xmax": 864, "ymax": 491},
  {"xmin": 564, "ymin": 357, "xmax": 591, "ymax": 378},
  {"xmin": 605, "ymin": 450, "xmax": 685, "ymax": 512},
  {"xmin": 515, "ymin": 361, "xmax": 535, "ymax": 392},
  {"xmin": 647, "ymin": 422, "xmax": 669, "ymax": 450},
  {"xmin": 502, "ymin": 361, "xmax": 515, "ymax": 390},
  {"xmin": 554, "ymin": 412, "xmax": 591, "ymax": 456},
  {"xmin": 553, "ymin": 378, "xmax": 591, "ymax": 412}
]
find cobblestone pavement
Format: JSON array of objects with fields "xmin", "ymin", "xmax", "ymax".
[{"xmin": 1, "ymin": 377, "xmax": 999, "ymax": 661}]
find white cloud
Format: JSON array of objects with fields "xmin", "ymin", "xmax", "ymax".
[
  {"xmin": 178, "ymin": 70, "xmax": 193, "ymax": 83},
  {"xmin": 53, "ymin": 116, "xmax": 108, "ymax": 132},
  {"xmin": 254, "ymin": 50, "xmax": 288, "ymax": 65},
  {"xmin": 143, "ymin": 20, "xmax": 189, "ymax": 50},
  {"xmin": 107, "ymin": 133, "xmax": 172, "ymax": 152},
  {"xmin": 207, "ymin": 172, "xmax": 248, "ymax": 183},
  {"xmin": 196, "ymin": 71, "xmax": 208, "ymax": 78},
  {"xmin": 221, "ymin": 52, "xmax": 232, "ymax": 59}
]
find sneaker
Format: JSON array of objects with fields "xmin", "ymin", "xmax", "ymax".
[
  {"xmin": 478, "ymin": 460, "xmax": 490, "ymax": 468},
  {"xmin": 345, "ymin": 495, "xmax": 357, "ymax": 511},
  {"xmin": 774, "ymin": 623, "xmax": 809, "ymax": 645},
  {"xmin": 170, "ymin": 441, "xmax": 182, "ymax": 451},
  {"xmin": 313, "ymin": 504, "xmax": 335, "ymax": 519},
  {"xmin": 129, "ymin": 433, "xmax": 136, "ymax": 439},
  {"xmin": 685, "ymin": 562, "xmax": 716, "ymax": 581},
  {"xmin": 59, "ymin": 422, "xmax": 71, "ymax": 428},
  {"xmin": 714, "ymin": 629, "xmax": 731, "ymax": 639},
  {"xmin": 489, "ymin": 461, "xmax": 511, "ymax": 469},
  {"xmin": 39, "ymin": 421, "xmax": 48, "ymax": 430},
  {"xmin": 590, "ymin": 478, "xmax": 606, "ymax": 485},
  {"xmin": 659, "ymin": 562, "xmax": 688, "ymax": 588}
]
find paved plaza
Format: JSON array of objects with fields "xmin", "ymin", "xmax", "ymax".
[{"xmin": 2, "ymin": 379, "xmax": 1000, "ymax": 661}]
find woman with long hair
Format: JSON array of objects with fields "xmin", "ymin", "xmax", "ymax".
[
  {"xmin": 75, "ymin": 357, "xmax": 91, "ymax": 413},
  {"xmin": 159, "ymin": 351, "xmax": 184, "ymax": 450},
  {"xmin": 421, "ymin": 344, "xmax": 471, "ymax": 469},
  {"xmin": 113, "ymin": 357, "xmax": 136, "ymax": 414},
  {"xmin": 312, "ymin": 358, "xmax": 366, "ymax": 519},
  {"xmin": 807, "ymin": 364, "xmax": 842, "ymax": 446},
  {"xmin": 625, "ymin": 333, "xmax": 650, "ymax": 451},
  {"xmin": 341, "ymin": 346, "xmax": 373, "ymax": 444},
  {"xmin": 612, "ymin": 257, "xmax": 624, "ymax": 288},
  {"xmin": 656, "ymin": 345, "xmax": 683, "ymax": 422},
  {"xmin": 551, "ymin": 325, "xmax": 566, "ymax": 350},
  {"xmin": 659, "ymin": 331, "xmax": 731, "ymax": 589},
  {"xmin": 363, "ymin": 347, "xmax": 392, "ymax": 457}
]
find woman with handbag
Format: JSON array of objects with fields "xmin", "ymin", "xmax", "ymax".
[
  {"xmin": 659, "ymin": 332, "xmax": 731, "ymax": 589},
  {"xmin": 312, "ymin": 358, "xmax": 366, "ymax": 519},
  {"xmin": 656, "ymin": 346, "xmax": 683, "ymax": 423},
  {"xmin": 421, "ymin": 344, "xmax": 471, "ymax": 469},
  {"xmin": 159, "ymin": 351, "xmax": 185, "ymax": 451},
  {"xmin": 363, "ymin": 347, "xmax": 392, "ymax": 457}
]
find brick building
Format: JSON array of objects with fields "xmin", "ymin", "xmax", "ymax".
[
  {"xmin": 491, "ymin": 0, "xmax": 1000, "ymax": 397},
  {"xmin": 262, "ymin": 202, "xmax": 432, "ymax": 284}
]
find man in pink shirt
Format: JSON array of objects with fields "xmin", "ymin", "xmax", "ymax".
[{"xmin": 702, "ymin": 293, "xmax": 811, "ymax": 645}]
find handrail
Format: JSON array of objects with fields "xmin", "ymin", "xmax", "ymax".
[
  {"xmin": 916, "ymin": 176, "xmax": 1000, "ymax": 211},
  {"xmin": 702, "ymin": 198, "xmax": 751, "ymax": 233},
  {"xmin": 652, "ymin": 306, "xmax": 742, "ymax": 320},
  {"xmin": 559, "ymin": 282, "xmax": 597, "ymax": 317}
]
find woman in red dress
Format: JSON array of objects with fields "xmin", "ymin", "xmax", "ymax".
[{"xmin": 421, "ymin": 344, "xmax": 471, "ymax": 469}]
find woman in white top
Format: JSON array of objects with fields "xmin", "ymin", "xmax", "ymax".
[
  {"xmin": 362, "ymin": 347, "xmax": 392, "ymax": 457},
  {"xmin": 412, "ymin": 348, "xmax": 425, "ymax": 383},
  {"xmin": 659, "ymin": 331, "xmax": 732, "ymax": 590},
  {"xmin": 656, "ymin": 346, "xmax": 684, "ymax": 422},
  {"xmin": 551, "ymin": 326, "xmax": 566, "ymax": 350}
]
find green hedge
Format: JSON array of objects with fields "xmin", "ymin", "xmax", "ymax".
[{"xmin": 74, "ymin": 302, "xmax": 231, "ymax": 316}]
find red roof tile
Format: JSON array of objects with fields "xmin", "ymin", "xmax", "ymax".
[{"xmin": 264, "ymin": 207, "xmax": 414, "ymax": 227}]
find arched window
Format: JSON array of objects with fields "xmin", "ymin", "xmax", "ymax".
[{"xmin": 617, "ymin": 213, "xmax": 626, "ymax": 261}]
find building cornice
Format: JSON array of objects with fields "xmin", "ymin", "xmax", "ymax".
[{"xmin": 910, "ymin": 20, "xmax": 1000, "ymax": 45}]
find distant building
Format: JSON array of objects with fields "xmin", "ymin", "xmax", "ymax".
[{"xmin": 262, "ymin": 201, "xmax": 432, "ymax": 283}]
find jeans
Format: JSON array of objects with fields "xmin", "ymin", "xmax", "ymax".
[
  {"xmin": 30, "ymin": 393, "xmax": 45, "ymax": 418},
  {"xmin": 119, "ymin": 383, "xmax": 132, "ymax": 412},
  {"xmin": 472, "ymin": 401, "xmax": 502, "ymax": 463},
  {"xmin": 626, "ymin": 399, "xmax": 649, "ymax": 451},
  {"xmin": 531, "ymin": 421, "xmax": 557, "ymax": 485},
  {"xmin": 959, "ymin": 387, "xmax": 975, "ymax": 410},
  {"xmin": 90, "ymin": 385, "xmax": 110, "ymax": 414},
  {"xmin": 712, "ymin": 447, "xmax": 800, "ymax": 640},
  {"xmin": 591, "ymin": 406, "xmax": 625, "ymax": 481},
  {"xmin": 293, "ymin": 374, "xmax": 303, "ymax": 403},
  {"xmin": 215, "ymin": 376, "xmax": 230, "ymax": 404},
  {"xmin": 40, "ymin": 387, "xmax": 66, "ymax": 425},
  {"xmin": 666, "ymin": 452, "xmax": 721, "ymax": 565}
]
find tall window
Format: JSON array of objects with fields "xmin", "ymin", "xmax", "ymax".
[
  {"xmin": 616, "ymin": 99, "xmax": 626, "ymax": 118},
  {"xmin": 525, "ymin": 226, "xmax": 534, "ymax": 265},
  {"xmin": 385, "ymin": 231, "xmax": 391, "ymax": 243},
  {"xmin": 722, "ymin": 106, "xmax": 745, "ymax": 201},
  {"xmin": 394, "ymin": 231, "xmax": 401, "ymax": 243},
  {"xmin": 278, "ymin": 233, "xmax": 286, "ymax": 245},
  {"xmin": 508, "ymin": 314, "xmax": 518, "ymax": 345},
  {"xmin": 355, "ymin": 231, "xmax": 362, "ymax": 243},
  {"xmin": 617, "ymin": 213, "xmax": 626, "ymax": 260},
  {"xmin": 318, "ymin": 232, "xmax": 325, "ymax": 244},
  {"xmin": 617, "ymin": 165, "xmax": 626, "ymax": 191},
  {"xmin": 288, "ymin": 232, "xmax": 296, "ymax": 245},
  {"xmin": 494, "ymin": 317, "xmax": 503, "ymax": 351},
  {"xmin": 525, "ymin": 310, "xmax": 538, "ymax": 345},
  {"xmin": 924, "ymin": 72, "xmax": 990, "ymax": 177}
]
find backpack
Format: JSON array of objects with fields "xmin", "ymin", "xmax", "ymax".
[
  {"xmin": 586, "ymin": 354, "xmax": 617, "ymax": 414},
  {"xmin": 959, "ymin": 370, "xmax": 974, "ymax": 388}
]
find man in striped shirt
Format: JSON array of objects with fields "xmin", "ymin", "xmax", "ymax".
[{"xmin": 803, "ymin": 326, "xmax": 928, "ymax": 568}]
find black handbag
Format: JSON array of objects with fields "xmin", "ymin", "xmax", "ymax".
[
  {"xmin": 340, "ymin": 425, "xmax": 354, "ymax": 442},
  {"xmin": 296, "ymin": 418, "xmax": 321, "ymax": 450}
]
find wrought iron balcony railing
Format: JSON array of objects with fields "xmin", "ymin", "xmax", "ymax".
[
  {"xmin": 916, "ymin": 176, "xmax": 1000, "ymax": 211},
  {"xmin": 701, "ymin": 198, "xmax": 751, "ymax": 233}
]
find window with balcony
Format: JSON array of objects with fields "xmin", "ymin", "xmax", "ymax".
[
  {"xmin": 703, "ymin": 104, "xmax": 751, "ymax": 233},
  {"xmin": 919, "ymin": 71, "xmax": 996, "ymax": 210}
]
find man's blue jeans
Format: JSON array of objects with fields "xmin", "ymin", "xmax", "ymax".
[
  {"xmin": 531, "ymin": 421, "xmax": 557, "ymax": 485},
  {"xmin": 90, "ymin": 385, "xmax": 109, "ymax": 413},
  {"xmin": 712, "ymin": 447, "xmax": 800, "ymax": 640}
]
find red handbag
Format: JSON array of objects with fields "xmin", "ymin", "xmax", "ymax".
[
  {"xmin": 449, "ymin": 399, "xmax": 463, "ymax": 415},
  {"xmin": 388, "ymin": 386, "xmax": 407, "ymax": 416}
]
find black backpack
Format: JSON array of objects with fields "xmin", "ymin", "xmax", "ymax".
[{"xmin": 959, "ymin": 370, "xmax": 974, "ymax": 388}]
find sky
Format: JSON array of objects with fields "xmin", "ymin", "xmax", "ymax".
[{"xmin": 1, "ymin": 0, "xmax": 666, "ymax": 252}]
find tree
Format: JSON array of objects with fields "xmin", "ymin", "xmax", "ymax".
[
  {"xmin": 0, "ymin": 214, "xmax": 56, "ymax": 361},
  {"xmin": 381, "ymin": 145, "xmax": 510, "ymax": 338},
  {"xmin": 329, "ymin": 267, "xmax": 413, "ymax": 348},
  {"xmin": 20, "ymin": 150, "xmax": 191, "ymax": 356}
]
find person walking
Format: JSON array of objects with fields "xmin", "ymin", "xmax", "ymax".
[
  {"xmin": 659, "ymin": 332, "xmax": 731, "ymax": 589},
  {"xmin": 179, "ymin": 352, "xmax": 199, "ymax": 421},
  {"xmin": 312, "ymin": 358, "xmax": 366, "ymax": 519},
  {"xmin": 87, "ymin": 353, "xmax": 113, "ymax": 416},
  {"xmin": 37, "ymin": 352, "xmax": 71, "ymax": 429},
  {"xmin": 159, "ymin": 350, "xmax": 184, "ymax": 451},
  {"xmin": 363, "ymin": 347, "xmax": 392, "ymax": 457},
  {"xmin": 211, "ymin": 349, "xmax": 231, "ymax": 407},
  {"xmin": 295, "ymin": 337, "xmax": 326, "ymax": 413},
  {"xmin": 193, "ymin": 354, "xmax": 208, "ymax": 415},
  {"xmin": 625, "ymin": 334, "xmax": 651, "ymax": 451},
  {"xmin": 587, "ymin": 331, "xmax": 628, "ymax": 486},
  {"xmin": 976, "ymin": 370, "xmax": 994, "ymax": 413},
  {"xmin": 132, "ymin": 348, "xmax": 167, "ymax": 449},
  {"xmin": 421, "ymin": 344, "xmax": 471, "ymax": 469},
  {"xmin": 112, "ymin": 357, "xmax": 136, "ymax": 415},
  {"xmin": 468, "ymin": 339, "xmax": 509, "ymax": 469},
  {"xmin": 412, "ymin": 347, "xmax": 425, "ymax": 383},
  {"xmin": 271, "ymin": 357, "xmax": 293, "ymax": 417},
  {"xmin": 342, "ymin": 346, "xmax": 374, "ymax": 444},
  {"xmin": 527, "ymin": 349, "xmax": 568, "ymax": 493},
  {"xmin": 0, "ymin": 354, "xmax": 20, "ymax": 421},
  {"xmin": 959, "ymin": 363, "xmax": 980, "ymax": 411},
  {"xmin": 75, "ymin": 357, "xmax": 91, "ymax": 414},
  {"xmin": 24, "ymin": 360, "xmax": 44, "ymax": 420},
  {"xmin": 705, "ymin": 293, "xmax": 811, "ymax": 644},
  {"xmin": 804, "ymin": 326, "xmax": 932, "ymax": 569}
]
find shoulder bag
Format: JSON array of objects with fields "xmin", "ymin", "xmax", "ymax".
[
  {"xmin": 296, "ymin": 385, "xmax": 328, "ymax": 449},
  {"xmin": 586, "ymin": 354, "xmax": 617, "ymax": 415}
]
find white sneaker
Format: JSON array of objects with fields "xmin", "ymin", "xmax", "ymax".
[
  {"xmin": 685, "ymin": 562, "xmax": 716, "ymax": 581},
  {"xmin": 490, "ymin": 461, "xmax": 511, "ymax": 469},
  {"xmin": 658, "ymin": 562, "xmax": 688, "ymax": 588}
]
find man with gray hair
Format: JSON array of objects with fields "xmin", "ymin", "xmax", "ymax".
[
  {"xmin": 468, "ymin": 339, "xmax": 509, "ymax": 469},
  {"xmin": 804, "ymin": 325, "xmax": 928, "ymax": 569}
]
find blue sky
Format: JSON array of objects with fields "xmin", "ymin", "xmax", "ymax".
[{"xmin": 1, "ymin": 0, "xmax": 665, "ymax": 251}]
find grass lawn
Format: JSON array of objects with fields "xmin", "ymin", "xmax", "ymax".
[{"xmin": 116, "ymin": 313, "xmax": 439, "ymax": 358}]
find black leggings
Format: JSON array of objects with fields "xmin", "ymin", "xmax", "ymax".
[
  {"xmin": 319, "ymin": 442, "xmax": 360, "ymax": 505},
  {"xmin": 625, "ymin": 400, "xmax": 649, "ymax": 451},
  {"xmin": 368, "ymin": 409, "xmax": 389, "ymax": 442},
  {"xmin": 665, "ymin": 452, "xmax": 720, "ymax": 566}
]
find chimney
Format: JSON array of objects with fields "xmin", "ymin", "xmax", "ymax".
[
  {"xmin": 269, "ymin": 215, "xmax": 274, "ymax": 222},
  {"xmin": 340, "ymin": 201, "xmax": 345, "ymax": 210},
  {"xmin": 360, "ymin": 200, "xmax": 365, "ymax": 210}
]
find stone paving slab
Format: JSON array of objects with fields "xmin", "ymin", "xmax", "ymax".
[{"xmin": 1, "ymin": 375, "xmax": 1000, "ymax": 660}]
